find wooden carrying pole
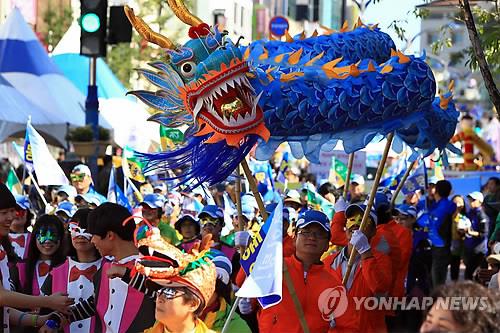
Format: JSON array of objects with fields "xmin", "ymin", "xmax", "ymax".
[
  {"xmin": 342, "ymin": 133, "xmax": 395, "ymax": 285},
  {"xmin": 343, "ymin": 153, "xmax": 355, "ymax": 198},
  {"xmin": 390, "ymin": 160, "xmax": 417, "ymax": 208},
  {"xmin": 240, "ymin": 158, "xmax": 311, "ymax": 333}
]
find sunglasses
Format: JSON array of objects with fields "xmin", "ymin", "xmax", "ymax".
[
  {"xmin": 158, "ymin": 287, "xmax": 186, "ymax": 300},
  {"xmin": 15, "ymin": 210, "xmax": 26, "ymax": 218},
  {"xmin": 70, "ymin": 173, "xmax": 86, "ymax": 182},
  {"xmin": 200, "ymin": 217, "xmax": 219, "ymax": 226}
]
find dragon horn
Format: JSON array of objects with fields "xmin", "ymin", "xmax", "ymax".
[
  {"xmin": 124, "ymin": 6, "xmax": 175, "ymax": 49},
  {"xmin": 166, "ymin": 0, "xmax": 203, "ymax": 26}
]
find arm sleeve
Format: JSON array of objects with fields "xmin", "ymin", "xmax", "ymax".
[
  {"xmin": 68, "ymin": 296, "xmax": 96, "ymax": 322},
  {"xmin": 477, "ymin": 210, "xmax": 489, "ymax": 237},
  {"xmin": 330, "ymin": 211, "xmax": 348, "ymax": 246},
  {"xmin": 121, "ymin": 268, "xmax": 157, "ymax": 298}
]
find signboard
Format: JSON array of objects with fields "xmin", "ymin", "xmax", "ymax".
[
  {"xmin": 269, "ymin": 16, "xmax": 289, "ymax": 37},
  {"xmin": 309, "ymin": 150, "xmax": 367, "ymax": 182}
]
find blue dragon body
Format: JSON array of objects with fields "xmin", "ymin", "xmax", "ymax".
[{"xmin": 124, "ymin": 4, "xmax": 459, "ymax": 187}]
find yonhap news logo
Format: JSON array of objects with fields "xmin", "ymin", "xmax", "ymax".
[{"xmin": 318, "ymin": 286, "xmax": 349, "ymax": 321}]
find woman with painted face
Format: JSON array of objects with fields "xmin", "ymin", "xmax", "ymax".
[
  {"xmin": 18, "ymin": 215, "xmax": 66, "ymax": 298},
  {"xmin": 40, "ymin": 208, "xmax": 102, "ymax": 333},
  {"xmin": 9, "ymin": 195, "xmax": 34, "ymax": 260}
]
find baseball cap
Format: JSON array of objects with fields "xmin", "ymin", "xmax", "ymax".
[
  {"xmin": 14, "ymin": 195, "xmax": 31, "ymax": 211},
  {"xmin": 467, "ymin": 191, "xmax": 484, "ymax": 203},
  {"xmin": 296, "ymin": 210, "xmax": 330, "ymax": 232},
  {"xmin": 56, "ymin": 201, "xmax": 77, "ymax": 217},
  {"xmin": 396, "ymin": 204, "xmax": 417, "ymax": 218},
  {"xmin": 153, "ymin": 183, "xmax": 167, "ymax": 192},
  {"xmin": 265, "ymin": 203, "xmax": 290, "ymax": 221},
  {"xmin": 345, "ymin": 203, "xmax": 378, "ymax": 229},
  {"xmin": 198, "ymin": 205, "xmax": 224, "ymax": 220},
  {"xmin": 57, "ymin": 185, "xmax": 77, "ymax": 198},
  {"xmin": 486, "ymin": 242, "xmax": 500, "ymax": 264},
  {"xmin": 350, "ymin": 174, "xmax": 365, "ymax": 185},
  {"xmin": 428, "ymin": 176, "xmax": 439, "ymax": 185},
  {"xmin": 284, "ymin": 189, "xmax": 302, "ymax": 205},
  {"xmin": 174, "ymin": 213, "xmax": 200, "ymax": 234},
  {"xmin": 141, "ymin": 193, "xmax": 167, "ymax": 209},
  {"xmin": 240, "ymin": 204, "xmax": 255, "ymax": 221},
  {"xmin": 241, "ymin": 194, "xmax": 258, "ymax": 211},
  {"xmin": 75, "ymin": 193, "xmax": 104, "ymax": 206},
  {"xmin": 72, "ymin": 164, "xmax": 92, "ymax": 177}
]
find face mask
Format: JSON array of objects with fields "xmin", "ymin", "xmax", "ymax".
[
  {"xmin": 36, "ymin": 226, "xmax": 60, "ymax": 244},
  {"xmin": 69, "ymin": 222, "xmax": 92, "ymax": 240}
]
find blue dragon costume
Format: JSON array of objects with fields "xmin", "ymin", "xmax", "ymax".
[{"xmin": 125, "ymin": 1, "xmax": 459, "ymax": 187}]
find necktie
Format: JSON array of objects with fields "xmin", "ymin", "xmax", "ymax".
[{"xmin": 69, "ymin": 265, "xmax": 98, "ymax": 282}]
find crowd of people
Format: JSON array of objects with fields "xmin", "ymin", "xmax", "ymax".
[{"xmin": 0, "ymin": 160, "xmax": 499, "ymax": 333}]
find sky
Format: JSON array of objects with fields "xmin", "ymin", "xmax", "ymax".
[{"xmin": 361, "ymin": 0, "xmax": 424, "ymax": 55}]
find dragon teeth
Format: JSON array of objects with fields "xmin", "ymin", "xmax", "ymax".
[{"xmin": 193, "ymin": 98, "xmax": 204, "ymax": 116}]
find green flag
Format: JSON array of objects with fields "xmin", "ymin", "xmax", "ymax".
[
  {"xmin": 7, "ymin": 168, "xmax": 22, "ymax": 195},
  {"xmin": 333, "ymin": 158, "xmax": 348, "ymax": 187},
  {"xmin": 160, "ymin": 126, "xmax": 184, "ymax": 150},
  {"xmin": 306, "ymin": 189, "xmax": 335, "ymax": 219}
]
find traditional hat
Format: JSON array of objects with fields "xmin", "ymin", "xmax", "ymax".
[{"xmin": 132, "ymin": 221, "xmax": 216, "ymax": 310}]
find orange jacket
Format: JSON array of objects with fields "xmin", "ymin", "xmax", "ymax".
[
  {"xmin": 283, "ymin": 235, "xmax": 296, "ymax": 258},
  {"xmin": 258, "ymin": 255, "xmax": 342, "ymax": 333},
  {"xmin": 386, "ymin": 220, "xmax": 412, "ymax": 298},
  {"xmin": 330, "ymin": 211, "xmax": 348, "ymax": 246},
  {"xmin": 324, "ymin": 246, "xmax": 392, "ymax": 333}
]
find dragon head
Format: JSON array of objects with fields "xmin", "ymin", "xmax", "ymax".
[{"xmin": 125, "ymin": 2, "xmax": 269, "ymax": 147}]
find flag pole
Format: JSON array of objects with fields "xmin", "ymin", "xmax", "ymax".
[
  {"xmin": 342, "ymin": 132, "xmax": 394, "ymax": 285},
  {"xmin": 342, "ymin": 153, "xmax": 355, "ymax": 198},
  {"xmin": 26, "ymin": 171, "xmax": 48, "ymax": 209},
  {"xmin": 390, "ymin": 160, "xmax": 417, "ymax": 208},
  {"xmin": 241, "ymin": 158, "xmax": 311, "ymax": 333},
  {"xmin": 235, "ymin": 165, "xmax": 245, "ymax": 231}
]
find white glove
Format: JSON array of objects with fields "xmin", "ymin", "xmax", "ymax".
[
  {"xmin": 350, "ymin": 230, "xmax": 371, "ymax": 254},
  {"xmin": 334, "ymin": 196, "xmax": 347, "ymax": 213},
  {"xmin": 234, "ymin": 231, "xmax": 251, "ymax": 247},
  {"xmin": 238, "ymin": 297, "xmax": 253, "ymax": 315}
]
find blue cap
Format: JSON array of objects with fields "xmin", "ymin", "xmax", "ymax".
[
  {"xmin": 75, "ymin": 193, "xmax": 104, "ymax": 206},
  {"xmin": 345, "ymin": 203, "xmax": 378, "ymax": 225},
  {"xmin": 396, "ymin": 204, "xmax": 418, "ymax": 218},
  {"xmin": 241, "ymin": 194, "xmax": 258, "ymax": 210},
  {"xmin": 296, "ymin": 210, "xmax": 330, "ymax": 232},
  {"xmin": 57, "ymin": 185, "xmax": 77, "ymax": 198},
  {"xmin": 240, "ymin": 204, "xmax": 255, "ymax": 221},
  {"xmin": 174, "ymin": 212, "xmax": 200, "ymax": 233},
  {"xmin": 350, "ymin": 174, "xmax": 365, "ymax": 185},
  {"xmin": 265, "ymin": 203, "xmax": 290, "ymax": 221},
  {"xmin": 428, "ymin": 176, "xmax": 439, "ymax": 185},
  {"xmin": 141, "ymin": 193, "xmax": 166, "ymax": 209},
  {"xmin": 14, "ymin": 195, "xmax": 30, "ymax": 211},
  {"xmin": 198, "ymin": 205, "xmax": 224, "ymax": 220},
  {"xmin": 373, "ymin": 189, "xmax": 392, "ymax": 211},
  {"xmin": 55, "ymin": 201, "xmax": 77, "ymax": 217}
]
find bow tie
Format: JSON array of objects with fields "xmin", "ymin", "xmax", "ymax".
[
  {"xmin": 38, "ymin": 262, "xmax": 50, "ymax": 277},
  {"xmin": 69, "ymin": 265, "xmax": 97, "ymax": 283},
  {"xmin": 9, "ymin": 235, "xmax": 25, "ymax": 248}
]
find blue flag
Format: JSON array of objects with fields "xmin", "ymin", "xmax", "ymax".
[
  {"xmin": 107, "ymin": 168, "xmax": 132, "ymax": 212},
  {"xmin": 402, "ymin": 162, "xmax": 428, "ymax": 195},
  {"xmin": 22, "ymin": 131, "xmax": 34, "ymax": 172},
  {"xmin": 380, "ymin": 159, "xmax": 407, "ymax": 190},
  {"xmin": 237, "ymin": 199, "xmax": 283, "ymax": 308}
]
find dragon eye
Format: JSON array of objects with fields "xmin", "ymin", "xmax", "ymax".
[{"xmin": 180, "ymin": 61, "xmax": 196, "ymax": 78}]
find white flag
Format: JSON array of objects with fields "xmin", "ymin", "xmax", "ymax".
[
  {"xmin": 236, "ymin": 199, "xmax": 283, "ymax": 308},
  {"xmin": 26, "ymin": 119, "xmax": 69, "ymax": 186}
]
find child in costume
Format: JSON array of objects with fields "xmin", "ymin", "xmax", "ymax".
[
  {"xmin": 19, "ymin": 215, "xmax": 66, "ymax": 297},
  {"xmin": 0, "ymin": 184, "xmax": 73, "ymax": 332},
  {"xmin": 9, "ymin": 195, "xmax": 33, "ymax": 260},
  {"xmin": 41, "ymin": 208, "xmax": 102, "ymax": 333},
  {"xmin": 175, "ymin": 212, "xmax": 202, "ymax": 253}
]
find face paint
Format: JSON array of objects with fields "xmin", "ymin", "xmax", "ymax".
[
  {"xmin": 69, "ymin": 222, "xmax": 92, "ymax": 240},
  {"xmin": 36, "ymin": 226, "xmax": 60, "ymax": 244}
]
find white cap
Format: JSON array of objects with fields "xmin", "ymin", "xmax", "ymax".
[
  {"xmin": 467, "ymin": 191, "xmax": 484, "ymax": 203},
  {"xmin": 351, "ymin": 174, "xmax": 365, "ymax": 185},
  {"xmin": 72, "ymin": 164, "xmax": 92, "ymax": 177}
]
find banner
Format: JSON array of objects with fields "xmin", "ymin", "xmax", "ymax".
[
  {"xmin": 275, "ymin": 152, "xmax": 289, "ymax": 193},
  {"xmin": 306, "ymin": 189, "xmax": 335, "ymax": 220},
  {"xmin": 26, "ymin": 120, "xmax": 69, "ymax": 186},
  {"xmin": 160, "ymin": 125, "xmax": 185, "ymax": 151},
  {"xmin": 380, "ymin": 160, "xmax": 407, "ymax": 191},
  {"xmin": 22, "ymin": 132, "xmax": 34, "ymax": 172},
  {"xmin": 6, "ymin": 168, "xmax": 22, "ymax": 195},
  {"xmin": 237, "ymin": 199, "xmax": 283, "ymax": 308},
  {"xmin": 122, "ymin": 146, "xmax": 145, "ymax": 183}
]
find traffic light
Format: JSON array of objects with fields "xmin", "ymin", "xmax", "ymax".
[{"xmin": 80, "ymin": 0, "xmax": 108, "ymax": 57}]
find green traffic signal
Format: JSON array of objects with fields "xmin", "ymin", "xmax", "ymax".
[{"xmin": 81, "ymin": 13, "xmax": 101, "ymax": 33}]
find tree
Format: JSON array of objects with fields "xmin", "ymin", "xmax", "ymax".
[
  {"xmin": 106, "ymin": 0, "xmax": 193, "ymax": 89},
  {"xmin": 39, "ymin": 1, "xmax": 73, "ymax": 52}
]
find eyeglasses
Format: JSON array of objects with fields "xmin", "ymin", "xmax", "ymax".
[
  {"xmin": 158, "ymin": 287, "xmax": 186, "ymax": 300},
  {"xmin": 297, "ymin": 229, "xmax": 329, "ymax": 240},
  {"xmin": 70, "ymin": 173, "xmax": 86, "ymax": 182}
]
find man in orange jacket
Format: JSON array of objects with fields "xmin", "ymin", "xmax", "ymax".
[
  {"xmin": 324, "ymin": 203, "xmax": 393, "ymax": 333},
  {"xmin": 258, "ymin": 210, "xmax": 342, "ymax": 333}
]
